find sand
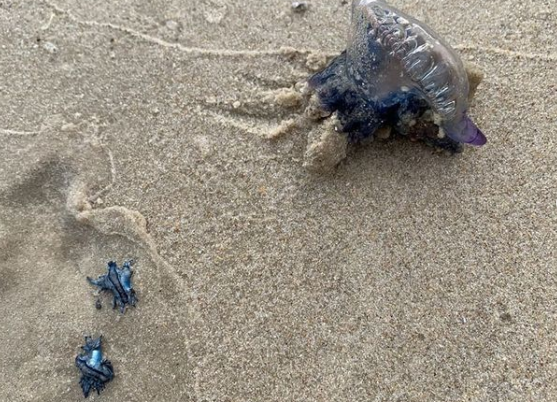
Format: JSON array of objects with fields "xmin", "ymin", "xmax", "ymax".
[{"xmin": 1, "ymin": 1, "xmax": 557, "ymax": 401}]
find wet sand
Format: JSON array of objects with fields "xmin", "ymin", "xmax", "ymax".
[{"xmin": 1, "ymin": 1, "xmax": 557, "ymax": 401}]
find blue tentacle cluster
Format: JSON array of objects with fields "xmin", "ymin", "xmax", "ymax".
[
  {"xmin": 87, "ymin": 260, "xmax": 138, "ymax": 313},
  {"xmin": 75, "ymin": 336, "xmax": 114, "ymax": 397}
]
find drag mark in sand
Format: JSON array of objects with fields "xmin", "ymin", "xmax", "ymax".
[
  {"xmin": 203, "ymin": 109, "xmax": 304, "ymax": 140},
  {"xmin": 43, "ymin": 0, "xmax": 328, "ymax": 59},
  {"xmin": 199, "ymin": 86, "xmax": 307, "ymax": 140},
  {"xmin": 43, "ymin": 1, "xmax": 557, "ymax": 63},
  {"xmin": 0, "ymin": 128, "xmax": 44, "ymax": 136}
]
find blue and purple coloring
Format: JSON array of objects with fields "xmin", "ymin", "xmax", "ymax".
[
  {"xmin": 87, "ymin": 260, "xmax": 137, "ymax": 313},
  {"xmin": 75, "ymin": 336, "xmax": 114, "ymax": 398},
  {"xmin": 307, "ymin": 0, "xmax": 486, "ymax": 152}
]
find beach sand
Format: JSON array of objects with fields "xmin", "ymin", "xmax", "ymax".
[{"xmin": 1, "ymin": 0, "xmax": 556, "ymax": 401}]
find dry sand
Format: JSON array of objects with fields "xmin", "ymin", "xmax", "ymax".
[{"xmin": 1, "ymin": 0, "xmax": 557, "ymax": 401}]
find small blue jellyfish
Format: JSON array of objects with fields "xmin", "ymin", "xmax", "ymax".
[
  {"xmin": 307, "ymin": 0, "xmax": 486, "ymax": 152},
  {"xmin": 87, "ymin": 260, "xmax": 137, "ymax": 313},
  {"xmin": 75, "ymin": 336, "xmax": 114, "ymax": 398}
]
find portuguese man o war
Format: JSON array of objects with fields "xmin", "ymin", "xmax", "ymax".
[
  {"xmin": 306, "ymin": 0, "xmax": 486, "ymax": 152},
  {"xmin": 75, "ymin": 336, "xmax": 114, "ymax": 398}
]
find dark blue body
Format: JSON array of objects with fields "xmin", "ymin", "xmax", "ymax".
[
  {"xmin": 87, "ymin": 260, "xmax": 137, "ymax": 313},
  {"xmin": 75, "ymin": 336, "xmax": 114, "ymax": 398},
  {"xmin": 307, "ymin": 51, "xmax": 463, "ymax": 153}
]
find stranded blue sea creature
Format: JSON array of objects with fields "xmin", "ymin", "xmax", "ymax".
[
  {"xmin": 75, "ymin": 336, "xmax": 114, "ymax": 398},
  {"xmin": 87, "ymin": 260, "xmax": 137, "ymax": 313},
  {"xmin": 307, "ymin": 0, "xmax": 486, "ymax": 152}
]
